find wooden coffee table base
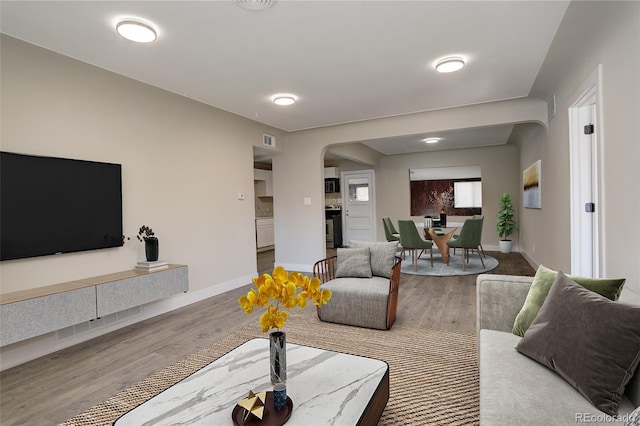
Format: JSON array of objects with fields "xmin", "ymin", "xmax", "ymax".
[
  {"xmin": 358, "ymin": 368, "xmax": 390, "ymax": 425},
  {"xmin": 427, "ymin": 228, "xmax": 457, "ymax": 265}
]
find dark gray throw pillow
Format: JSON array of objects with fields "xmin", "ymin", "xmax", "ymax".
[{"xmin": 515, "ymin": 272, "xmax": 640, "ymax": 416}]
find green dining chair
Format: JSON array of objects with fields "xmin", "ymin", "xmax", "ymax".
[
  {"xmin": 382, "ymin": 217, "xmax": 400, "ymax": 242},
  {"xmin": 384, "ymin": 217, "xmax": 408, "ymax": 259},
  {"xmin": 452, "ymin": 215, "xmax": 484, "ymax": 255},
  {"xmin": 398, "ymin": 220, "xmax": 433, "ymax": 271},
  {"xmin": 447, "ymin": 217, "xmax": 485, "ymax": 271}
]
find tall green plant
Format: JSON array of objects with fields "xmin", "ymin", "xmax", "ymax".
[{"xmin": 496, "ymin": 193, "xmax": 517, "ymax": 240}]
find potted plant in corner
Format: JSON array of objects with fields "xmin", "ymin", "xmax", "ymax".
[
  {"xmin": 496, "ymin": 193, "xmax": 517, "ymax": 253},
  {"xmin": 137, "ymin": 225, "xmax": 159, "ymax": 261}
]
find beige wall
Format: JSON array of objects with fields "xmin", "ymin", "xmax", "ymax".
[
  {"xmin": 510, "ymin": 123, "xmax": 548, "ymax": 261},
  {"xmin": 0, "ymin": 35, "xmax": 285, "ymax": 295},
  {"xmin": 513, "ymin": 1, "xmax": 639, "ymax": 292}
]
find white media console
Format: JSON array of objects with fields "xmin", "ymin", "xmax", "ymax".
[{"xmin": 0, "ymin": 264, "xmax": 188, "ymax": 347}]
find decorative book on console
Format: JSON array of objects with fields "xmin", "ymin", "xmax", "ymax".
[{"xmin": 136, "ymin": 260, "xmax": 169, "ymax": 271}]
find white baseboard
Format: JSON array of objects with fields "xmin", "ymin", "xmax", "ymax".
[
  {"xmin": 482, "ymin": 244, "xmax": 501, "ymax": 252},
  {"xmin": 0, "ymin": 274, "xmax": 253, "ymax": 371},
  {"xmin": 519, "ymin": 250, "xmax": 539, "ymax": 271}
]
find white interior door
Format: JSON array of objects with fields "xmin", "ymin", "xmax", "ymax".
[
  {"xmin": 342, "ymin": 170, "xmax": 376, "ymax": 243},
  {"xmin": 574, "ymin": 105, "xmax": 595, "ymax": 276},
  {"xmin": 569, "ymin": 65, "xmax": 602, "ymax": 277}
]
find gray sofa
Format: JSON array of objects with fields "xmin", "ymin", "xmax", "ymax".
[{"xmin": 476, "ymin": 274, "xmax": 640, "ymax": 425}]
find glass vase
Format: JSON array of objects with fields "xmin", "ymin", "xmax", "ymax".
[
  {"xmin": 439, "ymin": 211, "xmax": 447, "ymax": 227},
  {"xmin": 269, "ymin": 330, "xmax": 286, "ymax": 384}
]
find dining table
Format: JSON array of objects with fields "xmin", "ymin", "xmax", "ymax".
[{"xmin": 416, "ymin": 222, "xmax": 463, "ymax": 265}]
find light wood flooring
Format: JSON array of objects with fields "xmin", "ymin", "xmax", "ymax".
[{"xmin": 0, "ymin": 250, "xmax": 534, "ymax": 425}]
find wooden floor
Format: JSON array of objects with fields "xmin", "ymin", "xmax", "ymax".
[{"xmin": 0, "ymin": 251, "xmax": 534, "ymax": 425}]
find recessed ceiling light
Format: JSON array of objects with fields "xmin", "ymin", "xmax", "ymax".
[
  {"xmin": 435, "ymin": 57, "xmax": 465, "ymax": 73},
  {"xmin": 423, "ymin": 138, "xmax": 440, "ymax": 144},
  {"xmin": 116, "ymin": 20, "xmax": 157, "ymax": 43},
  {"xmin": 273, "ymin": 95, "xmax": 297, "ymax": 106},
  {"xmin": 235, "ymin": 0, "xmax": 276, "ymax": 11}
]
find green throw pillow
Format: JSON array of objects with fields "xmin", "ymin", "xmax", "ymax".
[{"xmin": 512, "ymin": 265, "xmax": 625, "ymax": 337}]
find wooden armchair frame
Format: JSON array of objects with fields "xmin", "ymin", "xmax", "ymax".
[{"xmin": 312, "ymin": 255, "xmax": 402, "ymax": 330}]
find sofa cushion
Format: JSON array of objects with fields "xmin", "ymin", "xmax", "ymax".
[
  {"xmin": 335, "ymin": 247, "xmax": 372, "ymax": 278},
  {"xmin": 515, "ymin": 272, "xmax": 640, "ymax": 416},
  {"xmin": 512, "ymin": 264, "xmax": 626, "ymax": 336},
  {"xmin": 318, "ymin": 277, "xmax": 391, "ymax": 330},
  {"xmin": 480, "ymin": 329, "xmax": 636, "ymax": 425},
  {"xmin": 348, "ymin": 240, "xmax": 398, "ymax": 278}
]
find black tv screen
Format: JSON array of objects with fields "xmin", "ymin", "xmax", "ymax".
[{"xmin": 1, "ymin": 152, "xmax": 123, "ymax": 261}]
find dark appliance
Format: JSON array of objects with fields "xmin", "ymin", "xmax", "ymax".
[
  {"xmin": 1, "ymin": 151, "xmax": 123, "ymax": 261},
  {"xmin": 325, "ymin": 205, "xmax": 342, "ymax": 248},
  {"xmin": 325, "ymin": 178, "xmax": 340, "ymax": 193}
]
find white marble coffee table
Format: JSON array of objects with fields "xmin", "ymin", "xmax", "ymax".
[{"xmin": 114, "ymin": 338, "xmax": 389, "ymax": 425}]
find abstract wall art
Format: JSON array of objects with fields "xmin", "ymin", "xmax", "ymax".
[{"xmin": 523, "ymin": 160, "xmax": 541, "ymax": 209}]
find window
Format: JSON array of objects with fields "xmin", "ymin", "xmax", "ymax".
[
  {"xmin": 454, "ymin": 181, "xmax": 482, "ymax": 208},
  {"xmin": 349, "ymin": 178, "xmax": 370, "ymax": 202},
  {"xmin": 409, "ymin": 166, "xmax": 482, "ymax": 216}
]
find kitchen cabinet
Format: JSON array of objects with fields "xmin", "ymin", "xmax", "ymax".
[
  {"xmin": 254, "ymin": 169, "xmax": 273, "ymax": 197},
  {"xmin": 324, "ymin": 167, "xmax": 340, "ymax": 179},
  {"xmin": 256, "ymin": 218, "xmax": 274, "ymax": 248},
  {"xmin": 324, "ymin": 167, "xmax": 341, "ymax": 193}
]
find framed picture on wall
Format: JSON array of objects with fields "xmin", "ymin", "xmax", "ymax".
[{"xmin": 523, "ymin": 160, "xmax": 541, "ymax": 209}]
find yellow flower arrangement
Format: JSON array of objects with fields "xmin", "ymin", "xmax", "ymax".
[{"xmin": 238, "ymin": 266, "xmax": 332, "ymax": 332}]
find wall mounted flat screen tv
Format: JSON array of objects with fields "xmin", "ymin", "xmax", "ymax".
[{"xmin": 1, "ymin": 152, "xmax": 123, "ymax": 261}]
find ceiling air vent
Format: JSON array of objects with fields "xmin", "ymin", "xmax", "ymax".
[{"xmin": 263, "ymin": 133, "xmax": 276, "ymax": 148}]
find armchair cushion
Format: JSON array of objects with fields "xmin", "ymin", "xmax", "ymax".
[
  {"xmin": 335, "ymin": 247, "xmax": 372, "ymax": 278},
  {"xmin": 318, "ymin": 276, "xmax": 392, "ymax": 330},
  {"xmin": 515, "ymin": 272, "xmax": 640, "ymax": 416},
  {"xmin": 512, "ymin": 264, "xmax": 626, "ymax": 336},
  {"xmin": 348, "ymin": 240, "xmax": 398, "ymax": 278}
]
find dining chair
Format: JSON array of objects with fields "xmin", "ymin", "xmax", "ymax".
[
  {"xmin": 382, "ymin": 217, "xmax": 400, "ymax": 242},
  {"xmin": 452, "ymin": 215, "xmax": 484, "ymax": 255},
  {"xmin": 398, "ymin": 220, "xmax": 433, "ymax": 271},
  {"xmin": 446, "ymin": 217, "xmax": 485, "ymax": 270},
  {"xmin": 384, "ymin": 217, "xmax": 407, "ymax": 259}
]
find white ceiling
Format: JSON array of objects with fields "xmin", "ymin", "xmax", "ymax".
[
  {"xmin": 361, "ymin": 124, "xmax": 517, "ymax": 155},
  {"xmin": 0, "ymin": 1, "xmax": 569, "ymax": 155}
]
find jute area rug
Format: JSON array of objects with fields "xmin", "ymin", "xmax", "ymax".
[{"xmin": 61, "ymin": 310, "xmax": 479, "ymax": 426}]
